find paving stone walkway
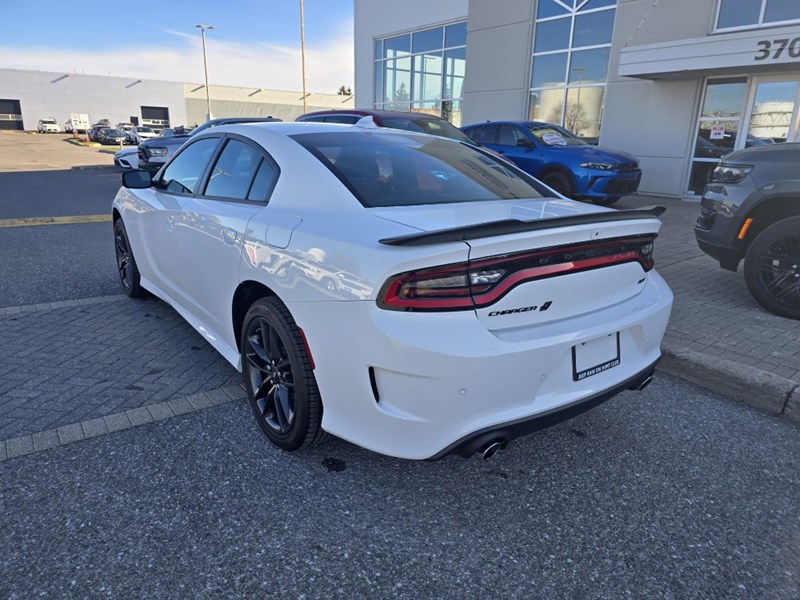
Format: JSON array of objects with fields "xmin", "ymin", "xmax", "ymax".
[{"xmin": 0, "ymin": 295, "xmax": 240, "ymax": 441}]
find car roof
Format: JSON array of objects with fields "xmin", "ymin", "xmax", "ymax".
[
  {"xmin": 463, "ymin": 120, "xmax": 555, "ymax": 128},
  {"xmin": 298, "ymin": 109, "xmax": 448, "ymax": 122},
  {"xmin": 201, "ymin": 120, "xmax": 459, "ymax": 140}
]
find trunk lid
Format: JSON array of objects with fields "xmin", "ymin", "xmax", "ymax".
[{"xmin": 374, "ymin": 199, "xmax": 662, "ymax": 329}]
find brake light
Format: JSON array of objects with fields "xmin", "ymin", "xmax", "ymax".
[{"xmin": 378, "ymin": 236, "xmax": 656, "ymax": 312}]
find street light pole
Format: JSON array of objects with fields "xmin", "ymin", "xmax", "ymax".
[
  {"xmin": 299, "ymin": 0, "xmax": 308, "ymax": 112},
  {"xmin": 196, "ymin": 24, "xmax": 214, "ymax": 121}
]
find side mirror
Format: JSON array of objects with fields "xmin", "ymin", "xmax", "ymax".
[
  {"xmin": 516, "ymin": 138, "xmax": 534, "ymax": 148},
  {"xmin": 122, "ymin": 170, "xmax": 152, "ymax": 189}
]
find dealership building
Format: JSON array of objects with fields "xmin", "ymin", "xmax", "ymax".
[
  {"xmin": 0, "ymin": 68, "xmax": 353, "ymax": 134},
  {"xmin": 354, "ymin": 0, "xmax": 800, "ymax": 197}
]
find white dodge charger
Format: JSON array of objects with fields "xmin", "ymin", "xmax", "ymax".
[{"xmin": 112, "ymin": 122, "xmax": 673, "ymax": 460}]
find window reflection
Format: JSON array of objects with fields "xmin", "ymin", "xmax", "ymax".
[
  {"xmin": 717, "ymin": 0, "xmax": 800, "ymax": 29},
  {"xmin": 530, "ymin": 1, "xmax": 616, "ymax": 138},
  {"xmin": 374, "ymin": 22, "xmax": 466, "ymax": 124},
  {"xmin": 765, "ymin": 0, "xmax": 800, "ymax": 23},
  {"xmin": 748, "ymin": 81, "xmax": 799, "ymax": 144},
  {"xmin": 569, "ymin": 48, "xmax": 611, "ymax": 85},
  {"xmin": 573, "ymin": 10, "xmax": 616, "ymax": 48},
  {"xmin": 701, "ymin": 79, "xmax": 746, "ymax": 118},
  {"xmin": 534, "ymin": 17, "xmax": 571, "ymax": 53},
  {"xmin": 531, "ymin": 53, "xmax": 568, "ymax": 89}
]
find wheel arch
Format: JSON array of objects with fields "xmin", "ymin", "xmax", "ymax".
[
  {"xmin": 231, "ymin": 280, "xmax": 279, "ymax": 352},
  {"xmin": 535, "ymin": 164, "xmax": 576, "ymax": 186},
  {"xmin": 740, "ymin": 194, "xmax": 800, "ymax": 253}
]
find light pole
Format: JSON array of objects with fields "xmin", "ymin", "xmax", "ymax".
[
  {"xmin": 196, "ymin": 24, "xmax": 214, "ymax": 121},
  {"xmin": 299, "ymin": 0, "xmax": 308, "ymax": 112}
]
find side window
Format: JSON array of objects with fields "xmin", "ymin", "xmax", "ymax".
[
  {"xmin": 247, "ymin": 158, "xmax": 279, "ymax": 201},
  {"xmin": 204, "ymin": 139, "xmax": 263, "ymax": 200},
  {"xmin": 467, "ymin": 125, "xmax": 497, "ymax": 145},
  {"xmin": 159, "ymin": 137, "xmax": 219, "ymax": 195},
  {"xmin": 300, "ymin": 116, "xmax": 327, "ymax": 123},
  {"xmin": 498, "ymin": 125, "xmax": 527, "ymax": 147}
]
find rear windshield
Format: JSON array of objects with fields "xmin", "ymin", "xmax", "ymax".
[{"xmin": 291, "ymin": 131, "xmax": 549, "ymax": 208}]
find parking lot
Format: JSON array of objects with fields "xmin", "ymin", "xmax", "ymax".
[{"xmin": 1, "ymin": 131, "xmax": 799, "ymax": 598}]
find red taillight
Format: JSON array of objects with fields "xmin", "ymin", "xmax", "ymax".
[{"xmin": 378, "ymin": 236, "xmax": 656, "ymax": 312}]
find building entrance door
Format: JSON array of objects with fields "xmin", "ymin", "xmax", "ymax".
[{"xmin": 688, "ymin": 75, "xmax": 800, "ymax": 195}]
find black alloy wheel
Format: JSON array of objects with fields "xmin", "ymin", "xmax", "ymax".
[
  {"xmin": 540, "ymin": 171, "xmax": 574, "ymax": 198},
  {"xmin": 744, "ymin": 216, "xmax": 800, "ymax": 320},
  {"xmin": 241, "ymin": 297, "xmax": 328, "ymax": 451},
  {"xmin": 113, "ymin": 219, "xmax": 145, "ymax": 298}
]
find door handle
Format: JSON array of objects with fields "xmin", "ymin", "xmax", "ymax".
[{"xmin": 166, "ymin": 216, "xmax": 175, "ymax": 231}]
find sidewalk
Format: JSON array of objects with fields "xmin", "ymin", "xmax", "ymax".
[{"xmin": 617, "ymin": 194, "xmax": 800, "ymax": 424}]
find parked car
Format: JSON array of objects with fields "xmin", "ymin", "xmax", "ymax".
[
  {"xmin": 136, "ymin": 116, "xmax": 281, "ymax": 174},
  {"xmin": 114, "ymin": 147, "xmax": 138, "ymax": 169},
  {"xmin": 297, "ymin": 109, "xmax": 515, "ymax": 165},
  {"xmin": 695, "ymin": 143, "xmax": 800, "ymax": 319},
  {"xmin": 89, "ymin": 124, "xmax": 108, "ymax": 142},
  {"xmin": 297, "ymin": 108, "xmax": 478, "ymax": 143},
  {"xmin": 116, "ymin": 123, "xmax": 134, "ymax": 142},
  {"xmin": 461, "ymin": 121, "xmax": 642, "ymax": 205},
  {"xmin": 98, "ymin": 128, "xmax": 126, "ymax": 145},
  {"xmin": 37, "ymin": 118, "xmax": 61, "ymax": 133},
  {"xmin": 129, "ymin": 126, "xmax": 158, "ymax": 144},
  {"xmin": 113, "ymin": 122, "xmax": 672, "ymax": 460}
]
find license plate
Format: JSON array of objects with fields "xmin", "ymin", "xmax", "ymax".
[{"xmin": 572, "ymin": 333, "xmax": 620, "ymax": 381}]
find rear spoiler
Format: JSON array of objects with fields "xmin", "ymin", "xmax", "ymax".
[{"xmin": 378, "ymin": 206, "xmax": 666, "ymax": 247}]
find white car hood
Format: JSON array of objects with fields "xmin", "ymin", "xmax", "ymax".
[{"xmin": 370, "ymin": 198, "xmax": 611, "ymax": 232}]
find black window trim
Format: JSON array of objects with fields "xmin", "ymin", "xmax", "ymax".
[{"xmin": 195, "ymin": 133, "xmax": 281, "ymax": 206}]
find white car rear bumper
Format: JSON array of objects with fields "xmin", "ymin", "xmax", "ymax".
[{"xmin": 288, "ymin": 270, "xmax": 673, "ymax": 460}]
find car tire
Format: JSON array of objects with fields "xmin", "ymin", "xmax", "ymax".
[
  {"xmin": 744, "ymin": 216, "xmax": 800, "ymax": 320},
  {"xmin": 241, "ymin": 297, "xmax": 329, "ymax": 451},
  {"xmin": 540, "ymin": 171, "xmax": 574, "ymax": 198},
  {"xmin": 113, "ymin": 219, "xmax": 146, "ymax": 298}
]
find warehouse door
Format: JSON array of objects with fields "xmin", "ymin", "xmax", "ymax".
[
  {"xmin": 0, "ymin": 99, "xmax": 23, "ymax": 130},
  {"xmin": 141, "ymin": 106, "xmax": 170, "ymax": 129}
]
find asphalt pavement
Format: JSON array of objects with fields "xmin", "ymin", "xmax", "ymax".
[{"xmin": 2, "ymin": 375, "xmax": 798, "ymax": 599}]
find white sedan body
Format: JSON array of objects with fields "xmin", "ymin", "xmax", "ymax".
[
  {"xmin": 112, "ymin": 122, "xmax": 673, "ymax": 460},
  {"xmin": 114, "ymin": 148, "xmax": 138, "ymax": 169}
]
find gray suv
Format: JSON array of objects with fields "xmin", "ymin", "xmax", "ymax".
[{"xmin": 695, "ymin": 143, "xmax": 800, "ymax": 319}]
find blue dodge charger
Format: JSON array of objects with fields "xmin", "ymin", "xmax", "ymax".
[{"xmin": 461, "ymin": 121, "xmax": 641, "ymax": 205}]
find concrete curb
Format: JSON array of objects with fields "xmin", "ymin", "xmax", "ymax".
[
  {"xmin": 659, "ymin": 344, "xmax": 800, "ymax": 425},
  {"xmin": 0, "ymin": 385, "xmax": 246, "ymax": 462}
]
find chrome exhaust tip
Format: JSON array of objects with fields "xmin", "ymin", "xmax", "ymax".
[
  {"xmin": 481, "ymin": 440, "xmax": 503, "ymax": 460},
  {"xmin": 637, "ymin": 375, "xmax": 653, "ymax": 391}
]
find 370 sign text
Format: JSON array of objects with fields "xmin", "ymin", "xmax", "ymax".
[{"xmin": 755, "ymin": 38, "xmax": 800, "ymax": 61}]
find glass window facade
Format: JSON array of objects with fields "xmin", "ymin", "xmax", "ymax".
[
  {"xmin": 374, "ymin": 22, "xmax": 467, "ymax": 125},
  {"xmin": 529, "ymin": 0, "xmax": 616, "ymax": 141},
  {"xmin": 716, "ymin": 0, "xmax": 800, "ymax": 30}
]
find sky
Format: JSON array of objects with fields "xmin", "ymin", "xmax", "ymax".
[{"xmin": 1, "ymin": 0, "xmax": 354, "ymax": 94}]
